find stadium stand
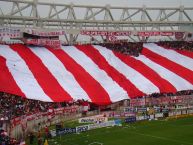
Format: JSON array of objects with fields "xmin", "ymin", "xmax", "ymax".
[
  {"xmin": 0, "ymin": 0, "xmax": 193, "ymax": 144},
  {"xmin": 0, "ymin": 44, "xmax": 192, "ymax": 117},
  {"xmin": 101, "ymin": 41, "xmax": 193, "ymax": 56},
  {"xmin": 0, "ymin": 41, "xmax": 193, "ymax": 144},
  {"xmin": 0, "ymin": 92, "xmax": 82, "ymax": 119}
]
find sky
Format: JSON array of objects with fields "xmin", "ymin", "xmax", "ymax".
[{"xmin": 38, "ymin": 0, "xmax": 193, "ymax": 7}]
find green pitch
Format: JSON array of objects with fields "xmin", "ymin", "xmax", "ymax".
[{"xmin": 48, "ymin": 117, "xmax": 193, "ymax": 145}]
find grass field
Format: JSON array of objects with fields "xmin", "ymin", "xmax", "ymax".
[
  {"xmin": 47, "ymin": 117, "xmax": 193, "ymax": 145},
  {"xmin": 27, "ymin": 117, "xmax": 193, "ymax": 145}
]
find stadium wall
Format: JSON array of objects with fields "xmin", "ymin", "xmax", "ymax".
[
  {"xmin": 9, "ymin": 108, "xmax": 193, "ymax": 140},
  {"xmin": 9, "ymin": 109, "xmax": 98, "ymax": 140}
]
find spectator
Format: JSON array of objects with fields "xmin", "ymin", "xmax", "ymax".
[
  {"xmin": 28, "ymin": 132, "xmax": 34, "ymax": 145},
  {"xmin": 44, "ymin": 126, "xmax": 49, "ymax": 138}
]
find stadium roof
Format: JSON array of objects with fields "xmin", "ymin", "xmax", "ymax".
[{"xmin": 1, "ymin": 0, "xmax": 193, "ymax": 42}]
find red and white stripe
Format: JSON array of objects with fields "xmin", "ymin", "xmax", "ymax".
[
  {"xmin": 29, "ymin": 46, "xmax": 91, "ymax": 102},
  {"xmin": 0, "ymin": 43, "xmax": 192, "ymax": 105},
  {"xmin": 142, "ymin": 43, "xmax": 193, "ymax": 85},
  {"xmin": 143, "ymin": 43, "xmax": 193, "ymax": 71},
  {"xmin": 61, "ymin": 46, "xmax": 128, "ymax": 103},
  {"xmin": 0, "ymin": 45, "xmax": 52, "ymax": 102},
  {"xmin": 93, "ymin": 45, "xmax": 160, "ymax": 94},
  {"xmin": 135, "ymin": 55, "xmax": 193, "ymax": 91}
]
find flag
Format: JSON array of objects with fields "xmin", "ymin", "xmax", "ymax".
[
  {"xmin": 44, "ymin": 139, "xmax": 49, "ymax": 145},
  {"xmin": 20, "ymin": 141, "xmax": 26, "ymax": 145},
  {"xmin": 0, "ymin": 43, "xmax": 192, "ymax": 105}
]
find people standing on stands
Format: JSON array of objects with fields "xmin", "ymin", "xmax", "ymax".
[
  {"xmin": 45, "ymin": 125, "xmax": 49, "ymax": 138},
  {"xmin": 29, "ymin": 132, "xmax": 34, "ymax": 145},
  {"xmin": 37, "ymin": 130, "xmax": 42, "ymax": 145}
]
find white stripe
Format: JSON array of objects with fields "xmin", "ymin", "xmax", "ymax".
[
  {"xmin": 61, "ymin": 46, "xmax": 128, "ymax": 102},
  {"xmin": 136, "ymin": 55, "xmax": 193, "ymax": 91},
  {"xmin": 0, "ymin": 45, "xmax": 52, "ymax": 102},
  {"xmin": 93, "ymin": 45, "xmax": 160, "ymax": 94},
  {"xmin": 29, "ymin": 46, "xmax": 91, "ymax": 102},
  {"xmin": 143, "ymin": 43, "xmax": 193, "ymax": 71}
]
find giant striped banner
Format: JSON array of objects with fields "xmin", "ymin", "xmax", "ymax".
[{"xmin": 0, "ymin": 43, "xmax": 192, "ymax": 105}]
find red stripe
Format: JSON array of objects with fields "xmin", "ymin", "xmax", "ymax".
[
  {"xmin": 47, "ymin": 46, "xmax": 112, "ymax": 105},
  {"xmin": 0, "ymin": 56, "xmax": 25, "ymax": 97},
  {"xmin": 142, "ymin": 47, "xmax": 193, "ymax": 85},
  {"xmin": 157, "ymin": 44, "xmax": 193, "ymax": 59},
  {"xmin": 175, "ymin": 50, "xmax": 193, "ymax": 59},
  {"xmin": 10, "ymin": 44, "xmax": 72, "ymax": 102},
  {"xmin": 114, "ymin": 52, "xmax": 177, "ymax": 93},
  {"xmin": 75, "ymin": 45, "xmax": 145, "ymax": 99}
]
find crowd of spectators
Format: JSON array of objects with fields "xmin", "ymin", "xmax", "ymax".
[
  {"xmin": 0, "ymin": 129, "xmax": 19, "ymax": 145},
  {"xmin": 100, "ymin": 42, "xmax": 143, "ymax": 57},
  {"xmin": 0, "ymin": 92, "xmax": 80, "ymax": 120},
  {"xmin": 100, "ymin": 41, "xmax": 193, "ymax": 57},
  {"xmin": 1, "ymin": 90, "xmax": 193, "ymax": 120},
  {"xmin": 1, "ymin": 89, "xmax": 192, "ymax": 145},
  {"xmin": 157, "ymin": 41, "xmax": 193, "ymax": 51},
  {"xmin": 148, "ymin": 90, "xmax": 193, "ymax": 98}
]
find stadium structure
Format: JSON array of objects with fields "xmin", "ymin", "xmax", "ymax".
[
  {"xmin": 0, "ymin": 0, "xmax": 193, "ymax": 145},
  {"xmin": 0, "ymin": 0, "xmax": 193, "ymax": 42}
]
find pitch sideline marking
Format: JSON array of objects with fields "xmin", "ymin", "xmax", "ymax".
[
  {"xmin": 88, "ymin": 141, "xmax": 103, "ymax": 145},
  {"xmin": 51, "ymin": 120, "xmax": 193, "ymax": 145}
]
